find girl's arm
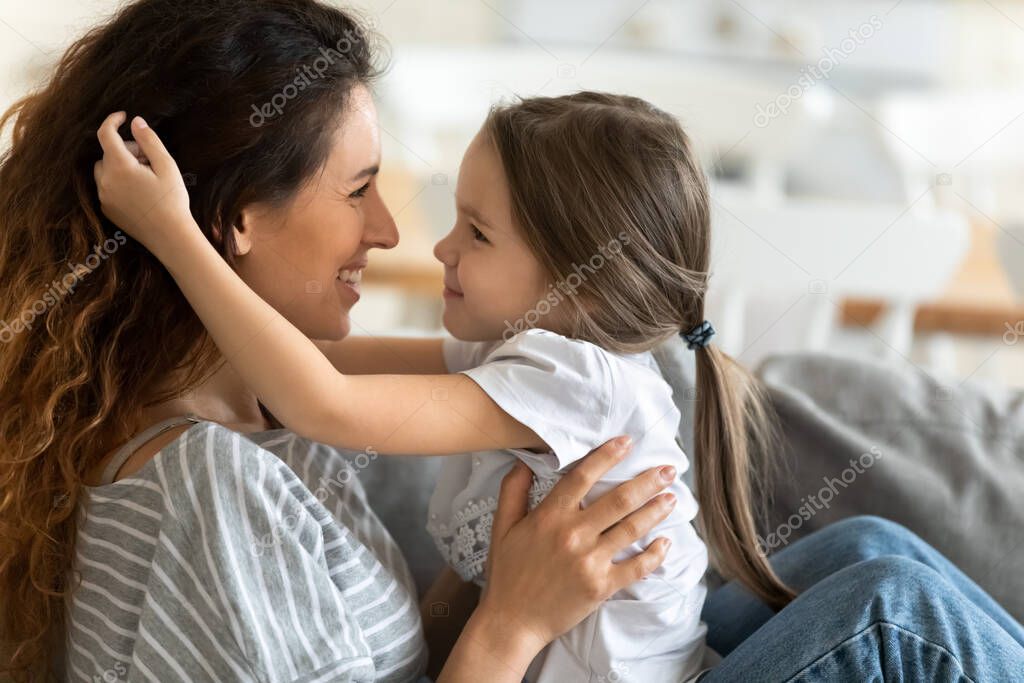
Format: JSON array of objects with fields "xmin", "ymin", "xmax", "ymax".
[
  {"xmin": 95, "ymin": 113, "xmax": 542, "ymax": 456},
  {"xmin": 313, "ymin": 336, "xmax": 447, "ymax": 375}
]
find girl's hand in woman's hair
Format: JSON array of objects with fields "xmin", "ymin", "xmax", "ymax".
[
  {"xmin": 439, "ymin": 436, "xmax": 677, "ymax": 681},
  {"xmin": 93, "ymin": 111, "xmax": 198, "ymax": 256}
]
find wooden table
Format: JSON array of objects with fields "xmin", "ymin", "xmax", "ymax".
[{"xmin": 843, "ymin": 221, "xmax": 1024, "ymax": 336}]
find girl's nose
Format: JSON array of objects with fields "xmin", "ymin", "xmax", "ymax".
[{"xmin": 433, "ymin": 228, "xmax": 457, "ymax": 266}]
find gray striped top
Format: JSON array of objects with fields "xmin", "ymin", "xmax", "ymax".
[{"xmin": 66, "ymin": 419, "xmax": 428, "ymax": 682}]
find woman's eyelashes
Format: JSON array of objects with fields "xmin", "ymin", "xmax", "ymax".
[{"xmin": 348, "ymin": 181, "xmax": 371, "ymax": 200}]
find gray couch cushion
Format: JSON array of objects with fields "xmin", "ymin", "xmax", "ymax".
[
  {"xmin": 756, "ymin": 352, "xmax": 1024, "ymax": 621},
  {"xmin": 357, "ymin": 454, "xmax": 447, "ymax": 597}
]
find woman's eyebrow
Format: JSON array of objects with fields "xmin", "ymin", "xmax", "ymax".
[{"xmin": 349, "ymin": 165, "xmax": 379, "ymax": 182}]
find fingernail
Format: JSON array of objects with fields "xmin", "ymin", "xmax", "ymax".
[
  {"xmin": 615, "ymin": 436, "xmax": 633, "ymax": 455},
  {"xmin": 659, "ymin": 466, "xmax": 676, "ymax": 482},
  {"xmin": 134, "ymin": 116, "xmax": 149, "ymax": 129},
  {"xmin": 661, "ymin": 493, "xmax": 676, "ymax": 507},
  {"xmin": 662, "ymin": 538, "xmax": 672, "ymax": 550}
]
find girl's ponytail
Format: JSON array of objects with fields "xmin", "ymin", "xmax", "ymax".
[{"xmin": 693, "ymin": 344, "xmax": 796, "ymax": 610}]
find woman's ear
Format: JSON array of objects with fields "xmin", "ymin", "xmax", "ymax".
[
  {"xmin": 232, "ymin": 216, "xmax": 254, "ymax": 257},
  {"xmin": 214, "ymin": 209, "xmax": 255, "ymax": 257}
]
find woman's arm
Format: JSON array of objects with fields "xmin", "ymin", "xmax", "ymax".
[
  {"xmin": 419, "ymin": 567, "xmax": 481, "ymax": 680},
  {"xmin": 94, "ymin": 113, "xmax": 543, "ymax": 456},
  {"xmin": 439, "ymin": 436, "xmax": 678, "ymax": 682}
]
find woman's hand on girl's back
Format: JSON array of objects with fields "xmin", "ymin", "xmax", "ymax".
[
  {"xmin": 93, "ymin": 111, "xmax": 197, "ymax": 255},
  {"xmin": 439, "ymin": 436, "xmax": 677, "ymax": 681}
]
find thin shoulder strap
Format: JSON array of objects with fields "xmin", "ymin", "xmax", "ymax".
[{"xmin": 99, "ymin": 413, "xmax": 203, "ymax": 485}]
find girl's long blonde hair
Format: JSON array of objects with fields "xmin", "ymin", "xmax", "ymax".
[{"xmin": 484, "ymin": 92, "xmax": 796, "ymax": 609}]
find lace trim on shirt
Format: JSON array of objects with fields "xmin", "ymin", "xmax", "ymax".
[{"xmin": 427, "ymin": 474, "xmax": 559, "ymax": 583}]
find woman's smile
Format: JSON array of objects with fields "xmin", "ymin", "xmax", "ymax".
[{"xmin": 336, "ymin": 266, "xmax": 364, "ymax": 300}]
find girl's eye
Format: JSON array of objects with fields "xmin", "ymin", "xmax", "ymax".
[
  {"xmin": 349, "ymin": 182, "xmax": 370, "ymax": 199},
  {"xmin": 471, "ymin": 225, "xmax": 489, "ymax": 243}
]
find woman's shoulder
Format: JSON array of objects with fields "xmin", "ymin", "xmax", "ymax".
[
  {"xmin": 101, "ymin": 421, "xmax": 320, "ymax": 522},
  {"xmin": 88, "ymin": 421, "xmax": 335, "ymax": 536},
  {"xmin": 78, "ymin": 425, "xmax": 331, "ymax": 612},
  {"xmin": 142, "ymin": 423, "xmax": 400, "ymax": 564},
  {"xmin": 75, "ymin": 420, "xmax": 428, "ymax": 683},
  {"xmin": 84, "ymin": 419, "xmax": 403, "ymax": 576},
  {"xmin": 158, "ymin": 420, "xmax": 299, "ymax": 484},
  {"xmin": 124, "ymin": 420, "xmax": 330, "ymax": 484}
]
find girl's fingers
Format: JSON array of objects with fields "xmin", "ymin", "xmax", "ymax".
[
  {"xmin": 96, "ymin": 111, "xmax": 135, "ymax": 167},
  {"xmin": 539, "ymin": 437, "xmax": 632, "ymax": 514},
  {"xmin": 599, "ymin": 492, "xmax": 676, "ymax": 557},
  {"xmin": 609, "ymin": 537, "xmax": 671, "ymax": 590},
  {"xmin": 130, "ymin": 116, "xmax": 175, "ymax": 176},
  {"xmin": 491, "ymin": 462, "xmax": 533, "ymax": 542},
  {"xmin": 582, "ymin": 464, "xmax": 675, "ymax": 533}
]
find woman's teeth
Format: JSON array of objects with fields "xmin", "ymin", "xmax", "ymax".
[{"xmin": 338, "ymin": 269, "xmax": 363, "ymax": 284}]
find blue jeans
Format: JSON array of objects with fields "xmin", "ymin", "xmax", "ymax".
[{"xmin": 700, "ymin": 516, "xmax": 1024, "ymax": 681}]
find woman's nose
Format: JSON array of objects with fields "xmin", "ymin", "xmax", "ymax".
[{"xmin": 363, "ymin": 186, "xmax": 398, "ymax": 250}]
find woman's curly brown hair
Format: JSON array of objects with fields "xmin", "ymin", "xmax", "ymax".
[{"xmin": 0, "ymin": 0, "xmax": 382, "ymax": 678}]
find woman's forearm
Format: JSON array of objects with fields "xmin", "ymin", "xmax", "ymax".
[
  {"xmin": 419, "ymin": 568, "xmax": 481, "ymax": 680},
  {"xmin": 437, "ymin": 607, "xmax": 544, "ymax": 683}
]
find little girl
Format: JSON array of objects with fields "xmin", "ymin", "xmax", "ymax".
[{"xmin": 94, "ymin": 91, "xmax": 793, "ymax": 682}]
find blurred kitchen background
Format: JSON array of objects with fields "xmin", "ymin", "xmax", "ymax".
[{"xmin": 3, "ymin": 0, "xmax": 1024, "ymax": 385}]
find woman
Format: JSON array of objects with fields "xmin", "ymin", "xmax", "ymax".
[
  {"xmin": 0, "ymin": 2, "xmax": 674, "ymax": 680},
  {"xmin": 1, "ymin": 0, "xmax": 1021, "ymax": 681}
]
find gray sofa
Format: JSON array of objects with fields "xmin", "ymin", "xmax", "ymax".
[
  {"xmin": 756, "ymin": 348, "xmax": 1024, "ymax": 620},
  {"xmin": 360, "ymin": 337, "xmax": 1024, "ymax": 622}
]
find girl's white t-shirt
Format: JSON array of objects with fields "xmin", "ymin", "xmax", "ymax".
[{"xmin": 429, "ymin": 328, "xmax": 714, "ymax": 683}]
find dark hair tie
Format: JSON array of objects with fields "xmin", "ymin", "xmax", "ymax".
[{"xmin": 681, "ymin": 320, "xmax": 715, "ymax": 350}]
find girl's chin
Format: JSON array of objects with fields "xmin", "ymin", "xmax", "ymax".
[
  {"xmin": 441, "ymin": 308, "xmax": 467, "ymax": 338},
  {"xmin": 441, "ymin": 309, "xmax": 504, "ymax": 343}
]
